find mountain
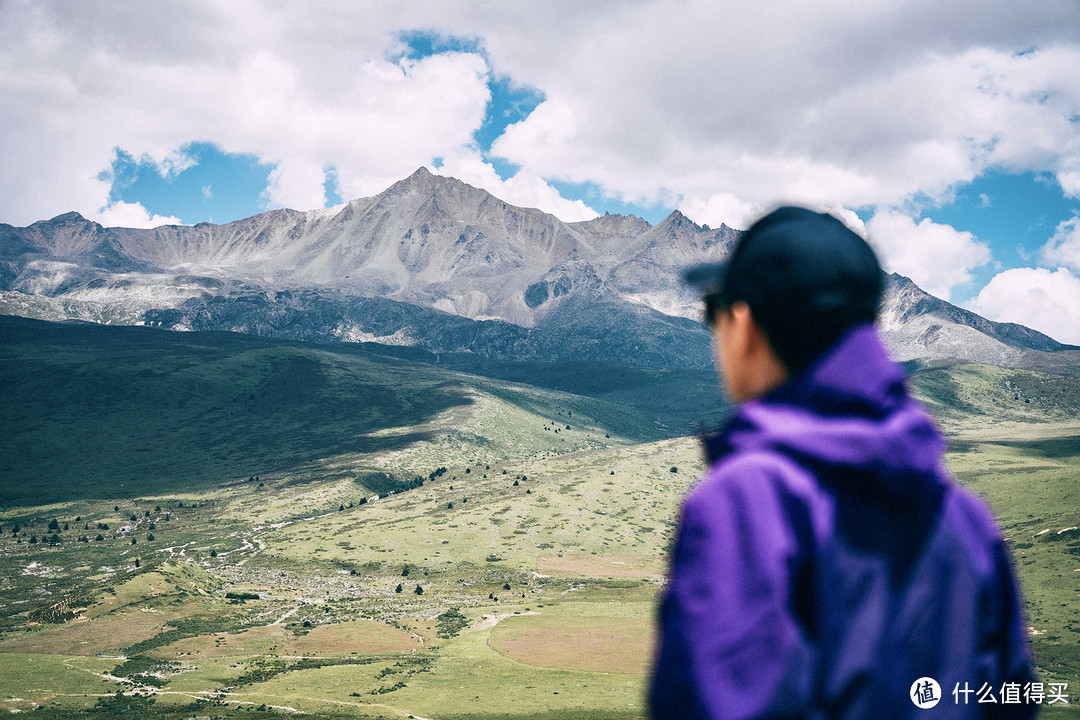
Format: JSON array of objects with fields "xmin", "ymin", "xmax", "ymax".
[
  {"xmin": 879, "ymin": 273, "xmax": 1079, "ymax": 372},
  {"xmin": 1, "ymin": 167, "xmax": 1076, "ymax": 371}
]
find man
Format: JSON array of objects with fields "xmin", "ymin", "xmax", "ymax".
[{"xmin": 650, "ymin": 207, "xmax": 1035, "ymax": 719}]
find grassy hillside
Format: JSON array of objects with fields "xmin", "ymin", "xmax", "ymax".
[
  {"xmin": 1, "ymin": 317, "xmax": 1078, "ymax": 719},
  {"xmin": 0, "ymin": 316, "xmax": 683, "ymax": 506}
]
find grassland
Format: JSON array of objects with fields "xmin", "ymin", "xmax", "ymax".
[{"xmin": 2, "ymin": 317, "xmax": 1079, "ymax": 718}]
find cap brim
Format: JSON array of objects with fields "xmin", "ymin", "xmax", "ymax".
[{"xmin": 682, "ymin": 261, "xmax": 729, "ymax": 296}]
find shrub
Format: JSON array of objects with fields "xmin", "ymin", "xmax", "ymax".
[{"xmin": 436, "ymin": 608, "xmax": 469, "ymax": 638}]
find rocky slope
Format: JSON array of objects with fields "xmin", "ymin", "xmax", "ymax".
[{"xmin": 1, "ymin": 168, "xmax": 1074, "ymax": 370}]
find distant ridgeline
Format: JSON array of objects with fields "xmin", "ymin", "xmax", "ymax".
[{"xmin": 1, "ymin": 168, "xmax": 1075, "ymax": 372}]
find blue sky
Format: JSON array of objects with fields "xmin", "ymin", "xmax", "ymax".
[{"xmin": 2, "ymin": 2, "xmax": 1079, "ymax": 341}]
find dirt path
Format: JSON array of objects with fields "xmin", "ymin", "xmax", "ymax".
[
  {"xmin": 476, "ymin": 610, "xmax": 538, "ymax": 631},
  {"xmin": 270, "ymin": 604, "xmax": 302, "ymax": 626},
  {"xmin": 61, "ymin": 655, "xmax": 438, "ymax": 719}
]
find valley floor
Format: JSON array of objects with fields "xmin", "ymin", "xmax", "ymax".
[
  {"xmin": 1, "ymin": 324, "xmax": 1078, "ymax": 719},
  {"xmin": 2, "ymin": 422, "xmax": 1078, "ymax": 719}
]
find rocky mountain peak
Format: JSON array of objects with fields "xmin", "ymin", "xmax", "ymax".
[
  {"xmin": 30, "ymin": 211, "xmax": 97, "ymax": 230},
  {"xmin": 1, "ymin": 170, "xmax": 1074, "ymax": 371}
]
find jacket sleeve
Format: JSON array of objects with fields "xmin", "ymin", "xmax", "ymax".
[{"xmin": 650, "ymin": 456, "xmax": 817, "ymax": 720}]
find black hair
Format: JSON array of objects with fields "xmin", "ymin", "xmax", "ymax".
[{"xmin": 752, "ymin": 296, "xmax": 879, "ymax": 374}]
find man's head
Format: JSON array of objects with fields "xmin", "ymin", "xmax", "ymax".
[{"xmin": 686, "ymin": 206, "xmax": 884, "ymax": 400}]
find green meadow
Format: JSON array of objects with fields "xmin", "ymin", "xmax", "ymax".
[{"xmin": 1, "ymin": 316, "xmax": 1078, "ymax": 718}]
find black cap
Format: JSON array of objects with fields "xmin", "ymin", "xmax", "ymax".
[{"xmin": 685, "ymin": 206, "xmax": 884, "ymax": 370}]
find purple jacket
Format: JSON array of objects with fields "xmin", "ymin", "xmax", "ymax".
[{"xmin": 650, "ymin": 325, "xmax": 1034, "ymax": 719}]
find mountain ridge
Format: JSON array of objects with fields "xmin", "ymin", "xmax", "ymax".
[{"xmin": 1, "ymin": 168, "xmax": 1075, "ymax": 372}]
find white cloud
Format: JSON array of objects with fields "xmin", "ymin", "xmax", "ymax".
[
  {"xmin": 1040, "ymin": 215, "xmax": 1080, "ymax": 272},
  {"xmin": 0, "ymin": 1, "xmax": 492, "ymax": 224},
  {"xmin": 866, "ymin": 211, "xmax": 992, "ymax": 301},
  {"xmin": 968, "ymin": 267, "xmax": 1080, "ymax": 345},
  {"xmin": 480, "ymin": 1, "xmax": 1080, "ymax": 224},
  {"xmin": 436, "ymin": 150, "xmax": 598, "ymax": 222},
  {"xmin": 94, "ymin": 201, "xmax": 181, "ymax": 229},
  {"xmin": 157, "ymin": 148, "xmax": 198, "ymax": 179},
  {"xmin": 0, "ymin": 0, "xmax": 1079, "ymax": 236},
  {"xmin": 681, "ymin": 193, "xmax": 760, "ymax": 231}
]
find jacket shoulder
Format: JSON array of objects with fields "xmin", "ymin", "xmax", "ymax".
[{"xmin": 691, "ymin": 449, "xmax": 823, "ymax": 509}]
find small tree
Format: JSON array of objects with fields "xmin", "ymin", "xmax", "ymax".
[
  {"xmin": 413, "ymin": 584, "xmax": 423, "ymax": 596},
  {"xmin": 210, "ymin": 549, "xmax": 218, "ymax": 558},
  {"xmin": 95, "ymin": 534, "xmax": 104, "ymax": 541},
  {"xmin": 134, "ymin": 558, "xmax": 141, "ymax": 568},
  {"xmin": 402, "ymin": 565, "xmax": 410, "ymax": 577},
  {"xmin": 395, "ymin": 583, "xmax": 403, "ymax": 594}
]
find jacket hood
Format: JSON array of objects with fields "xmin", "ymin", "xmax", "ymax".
[{"xmin": 703, "ymin": 324, "xmax": 946, "ymax": 506}]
